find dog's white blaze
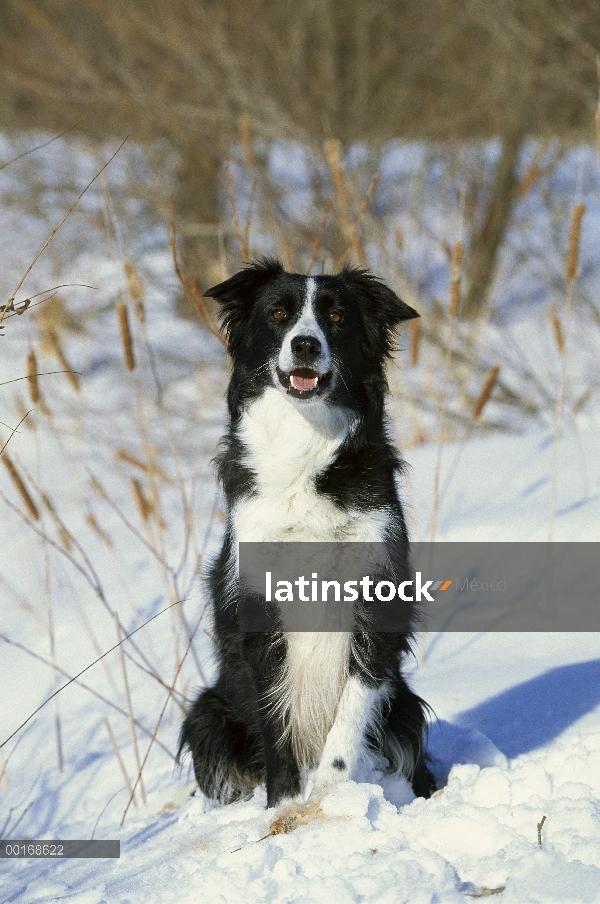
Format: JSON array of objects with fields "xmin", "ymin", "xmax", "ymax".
[
  {"xmin": 233, "ymin": 387, "xmax": 393, "ymax": 768},
  {"xmin": 277, "ymin": 277, "xmax": 331, "ymax": 375},
  {"xmin": 305, "ymin": 276, "xmax": 317, "ymax": 305},
  {"xmin": 310, "ymin": 676, "xmax": 391, "ymax": 793}
]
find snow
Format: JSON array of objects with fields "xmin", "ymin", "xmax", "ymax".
[{"xmin": 1, "ymin": 136, "xmax": 600, "ymax": 903}]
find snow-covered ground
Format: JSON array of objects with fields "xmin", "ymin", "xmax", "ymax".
[
  {"xmin": 2, "ymin": 374, "xmax": 599, "ymax": 902},
  {"xmin": 1, "ymin": 136, "xmax": 600, "ymax": 903}
]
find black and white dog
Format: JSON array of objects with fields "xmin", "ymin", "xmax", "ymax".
[{"xmin": 179, "ymin": 258, "xmax": 434, "ymax": 819}]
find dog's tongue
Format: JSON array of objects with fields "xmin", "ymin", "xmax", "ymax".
[{"xmin": 290, "ymin": 369, "xmax": 318, "ymax": 391}]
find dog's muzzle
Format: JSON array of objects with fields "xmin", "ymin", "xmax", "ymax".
[
  {"xmin": 276, "ymin": 333, "xmax": 333, "ymax": 399},
  {"xmin": 276, "ymin": 367, "xmax": 333, "ymax": 399}
]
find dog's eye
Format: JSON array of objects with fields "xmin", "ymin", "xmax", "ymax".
[
  {"xmin": 272, "ymin": 308, "xmax": 288, "ymax": 321},
  {"xmin": 328, "ymin": 311, "xmax": 343, "ymax": 323}
]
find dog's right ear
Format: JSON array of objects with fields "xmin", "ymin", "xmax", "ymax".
[{"xmin": 204, "ymin": 258, "xmax": 284, "ymax": 352}]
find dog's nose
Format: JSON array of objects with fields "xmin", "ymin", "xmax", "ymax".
[{"xmin": 291, "ymin": 335, "xmax": 321, "ymax": 361}]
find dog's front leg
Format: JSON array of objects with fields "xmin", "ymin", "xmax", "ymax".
[
  {"xmin": 268, "ymin": 674, "xmax": 385, "ymax": 835},
  {"xmin": 242, "ymin": 633, "xmax": 301, "ymax": 809},
  {"xmin": 310, "ymin": 673, "xmax": 385, "ymax": 797}
]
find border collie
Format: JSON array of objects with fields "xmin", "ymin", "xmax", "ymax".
[{"xmin": 179, "ymin": 259, "xmax": 434, "ymax": 822}]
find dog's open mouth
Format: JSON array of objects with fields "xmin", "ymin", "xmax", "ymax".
[{"xmin": 277, "ymin": 368, "xmax": 332, "ymax": 399}]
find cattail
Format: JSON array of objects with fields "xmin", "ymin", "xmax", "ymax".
[
  {"xmin": 518, "ymin": 160, "xmax": 541, "ymax": 199},
  {"xmin": 225, "ymin": 156, "xmax": 247, "ymax": 260},
  {"xmin": 449, "ymin": 241, "xmax": 464, "ymax": 317},
  {"xmin": 449, "ymin": 280, "xmax": 460, "ymax": 318},
  {"xmin": 117, "ymin": 300, "xmax": 135, "ymax": 371},
  {"xmin": 85, "ymin": 512, "xmax": 113, "ymax": 548},
  {"xmin": 324, "ymin": 138, "xmax": 367, "ymax": 267},
  {"xmin": 117, "ymin": 448, "xmax": 148, "ymax": 472},
  {"xmin": 116, "ymin": 448, "xmax": 171, "ymax": 483},
  {"xmin": 243, "ymin": 178, "xmax": 258, "ymax": 260},
  {"xmin": 89, "ymin": 475, "xmax": 109, "ymax": 500},
  {"xmin": 452, "ymin": 241, "xmax": 465, "ymax": 273},
  {"xmin": 393, "ymin": 226, "xmax": 404, "ymax": 251},
  {"xmin": 124, "ymin": 262, "xmax": 145, "ymax": 323},
  {"xmin": 13, "ymin": 394, "xmax": 33, "ymax": 430},
  {"xmin": 47, "ymin": 330, "xmax": 80, "ymax": 391},
  {"xmin": 238, "ymin": 114, "xmax": 255, "ymax": 168},
  {"xmin": 566, "ymin": 202, "xmax": 586, "ymax": 282},
  {"xmin": 307, "ymin": 201, "xmax": 332, "ymax": 275},
  {"xmin": 41, "ymin": 493, "xmax": 72, "ymax": 551},
  {"xmin": 410, "ymin": 318, "xmax": 420, "ymax": 367},
  {"xmin": 283, "ymin": 235, "xmax": 292, "ymax": 272},
  {"xmin": 335, "ymin": 171, "xmax": 378, "ymax": 270},
  {"xmin": 131, "ymin": 478, "xmax": 153, "ymax": 523},
  {"xmin": 2, "ymin": 454, "xmax": 39, "ymax": 520},
  {"xmin": 323, "ymin": 139, "xmax": 349, "ymax": 212},
  {"xmin": 473, "ymin": 364, "xmax": 500, "ymax": 420},
  {"xmin": 517, "ymin": 139, "xmax": 549, "ymax": 199},
  {"xmin": 27, "ymin": 349, "xmax": 41, "ymax": 403},
  {"xmin": 551, "ymin": 311, "xmax": 565, "ymax": 355}
]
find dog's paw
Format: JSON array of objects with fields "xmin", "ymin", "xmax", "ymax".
[{"xmin": 268, "ymin": 800, "xmax": 325, "ymax": 836}]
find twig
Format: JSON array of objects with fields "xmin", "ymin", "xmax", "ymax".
[
  {"xmin": 0, "ymin": 286, "xmax": 97, "ymax": 329},
  {"xmin": 0, "ymin": 124, "xmax": 79, "ymax": 172},
  {"xmin": 464, "ymin": 888, "xmax": 506, "ymax": 899},
  {"xmin": 0, "ymin": 410, "xmax": 32, "ymax": 457},
  {"xmin": 0, "ymin": 371, "xmax": 82, "ymax": 389},
  {"xmin": 168, "ymin": 197, "xmax": 226, "ymax": 346},
  {"xmin": 120, "ymin": 606, "xmax": 205, "ymax": 825},
  {"xmin": 0, "ymin": 633, "xmax": 175, "ymax": 759},
  {"xmin": 91, "ymin": 788, "xmax": 127, "ymax": 841},
  {"xmin": 0, "ymin": 598, "xmax": 186, "ymax": 752},
  {"xmin": 104, "ymin": 718, "xmax": 137, "ymax": 806},
  {"xmin": 114, "ymin": 614, "xmax": 146, "ymax": 805},
  {"xmin": 537, "ymin": 814, "xmax": 547, "ymax": 847},
  {"xmin": 231, "ymin": 834, "xmax": 270, "ymax": 853},
  {"xmin": 0, "ymin": 137, "xmax": 127, "ymax": 324}
]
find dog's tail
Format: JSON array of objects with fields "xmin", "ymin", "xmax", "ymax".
[{"xmin": 178, "ymin": 686, "xmax": 265, "ymax": 804}]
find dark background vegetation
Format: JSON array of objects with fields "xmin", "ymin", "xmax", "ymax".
[{"xmin": 0, "ymin": 0, "xmax": 598, "ymax": 315}]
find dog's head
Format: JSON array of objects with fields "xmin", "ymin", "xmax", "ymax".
[{"xmin": 204, "ymin": 258, "xmax": 418, "ymax": 410}]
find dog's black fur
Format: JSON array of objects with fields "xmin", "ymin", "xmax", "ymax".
[{"xmin": 178, "ymin": 259, "xmax": 434, "ymax": 809}]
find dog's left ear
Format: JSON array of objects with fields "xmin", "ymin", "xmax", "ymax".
[
  {"xmin": 204, "ymin": 258, "xmax": 284, "ymax": 351},
  {"xmin": 342, "ymin": 268, "xmax": 419, "ymax": 358}
]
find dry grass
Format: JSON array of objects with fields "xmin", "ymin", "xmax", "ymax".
[
  {"xmin": 473, "ymin": 365, "xmax": 501, "ymax": 421},
  {"xmin": 548, "ymin": 200, "xmax": 586, "ymax": 544},
  {"xmin": 2, "ymin": 453, "xmax": 39, "ymax": 520},
  {"xmin": 448, "ymin": 241, "xmax": 464, "ymax": 318},
  {"xmin": 116, "ymin": 300, "xmax": 136, "ymax": 371},
  {"xmin": 0, "ymin": 120, "xmax": 598, "ymax": 831}
]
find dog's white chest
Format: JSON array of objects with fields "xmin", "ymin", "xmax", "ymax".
[{"xmin": 232, "ymin": 389, "xmax": 390, "ymax": 543}]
